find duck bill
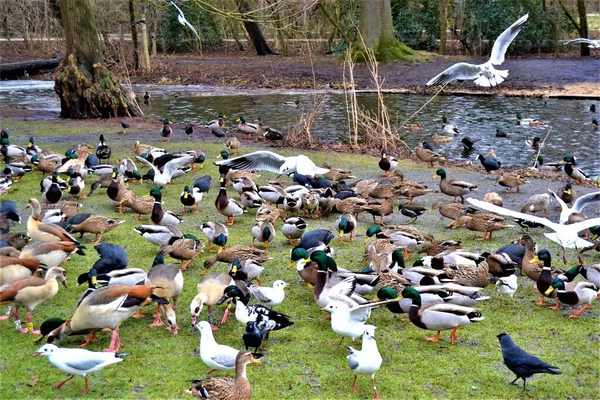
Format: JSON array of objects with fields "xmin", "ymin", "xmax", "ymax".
[
  {"xmin": 544, "ymin": 287, "xmax": 554, "ymax": 296},
  {"xmin": 372, "ymin": 296, "xmax": 381, "ymax": 302},
  {"xmin": 432, "ymin": 173, "xmax": 438, "ymax": 178},
  {"xmin": 250, "ymin": 356, "xmax": 261, "ymax": 364},
  {"xmin": 61, "ymin": 280, "xmax": 68, "ymax": 289},
  {"xmin": 529, "ymin": 256, "xmax": 539, "ymax": 263}
]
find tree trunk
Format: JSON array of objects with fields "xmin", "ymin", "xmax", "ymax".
[
  {"xmin": 54, "ymin": 0, "xmax": 142, "ymax": 119},
  {"xmin": 237, "ymin": 0, "xmax": 277, "ymax": 56},
  {"xmin": 129, "ymin": 0, "xmax": 139, "ymax": 69},
  {"xmin": 576, "ymin": 0, "xmax": 589, "ymax": 57},
  {"xmin": 139, "ymin": 15, "xmax": 151, "ymax": 72},
  {"xmin": 439, "ymin": 0, "xmax": 448, "ymax": 55},
  {"xmin": 357, "ymin": 0, "xmax": 415, "ymax": 63}
]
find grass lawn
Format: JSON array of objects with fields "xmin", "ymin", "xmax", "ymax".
[{"xmin": 0, "ymin": 116, "xmax": 598, "ymax": 399}]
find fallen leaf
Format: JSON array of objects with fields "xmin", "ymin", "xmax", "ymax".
[{"xmin": 27, "ymin": 377, "xmax": 39, "ymax": 387}]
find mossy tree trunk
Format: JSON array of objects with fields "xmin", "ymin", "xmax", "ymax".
[
  {"xmin": 439, "ymin": 0, "xmax": 448, "ymax": 55},
  {"xmin": 54, "ymin": 0, "xmax": 142, "ymax": 119},
  {"xmin": 357, "ymin": 0, "xmax": 415, "ymax": 63}
]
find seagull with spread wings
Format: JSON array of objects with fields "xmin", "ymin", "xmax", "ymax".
[
  {"xmin": 427, "ymin": 13, "xmax": 529, "ymax": 87},
  {"xmin": 136, "ymin": 154, "xmax": 194, "ymax": 186},
  {"xmin": 466, "ymin": 197, "xmax": 600, "ymax": 264},
  {"xmin": 169, "ymin": 1, "xmax": 201, "ymax": 40},
  {"xmin": 565, "ymin": 38, "xmax": 600, "ymax": 49},
  {"xmin": 549, "ymin": 189, "xmax": 600, "ymax": 224},
  {"xmin": 214, "ymin": 150, "xmax": 329, "ymax": 179}
]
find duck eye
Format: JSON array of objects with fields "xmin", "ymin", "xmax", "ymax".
[{"xmin": 194, "ymin": 307, "xmax": 200, "ymax": 313}]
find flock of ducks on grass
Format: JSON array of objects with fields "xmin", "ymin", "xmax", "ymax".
[{"xmin": 1, "ymin": 98, "xmax": 599, "ymax": 398}]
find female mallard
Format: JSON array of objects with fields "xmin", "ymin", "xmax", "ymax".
[
  {"xmin": 378, "ymin": 149, "xmax": 398, "ymax": 175},
  {"xmin": 26, "ymin": 199, "xmax": 79, "ymax": 244},
  {"xmin": 560, "ymin": 155, "xmax": 588, "ymax": 184},
  {"xmin": 397, "ymin": 181, "xmax": 432, "ymax": 205},
  {"xmin": 187, "ymin": 351, "xmax": 260, "ymax": 400},
  {"xmin": 145, "ymin": 262, "xmax": 183, "ymax": 334},
  {"xmin": 282, "ymin": 217, "xmax": 307, "ymax": 245},
  {"xmin": 161, "ymin": 236, "xmax": 204, "ymax": 270},
  {"xmin": 251, "ymin": 220, "xmax": 276, "ymax": 249},
  {"xmin": 400, "ymin": 286, "xmax": 484, "ymax": 344},
  {"xmin": 225, "ymin": 137, "xmax": 241, "ymax": 155},
  {"xmin": 133, "ymin": 141, "xmax": 165, "ymax": 157},
  {"xmin": 129, "ymin": 193, "xmax": 154, "ymax": 222},
  {"xmin": 190, "ymin": 272, "xmax": 234, "ymax": 327},
  {"xmin": 517, "ymin": 235, "xmax": 543, "ymax": 282},
  {"xmin": 483, "ymin": 192, "xmax": 503, "ymax": 207},
  {"xmin": 520, "ymin": 193, "xmax": 550, "ymax": 218},
  {"xmin": 203, "ymin": 246, "xmax": 271, "ymax": 269},
  {"xmin": 450, "ymin": 213, "xmax": 513, "ymax": 241},
  {"xmin": 335, "ymin": 214, "xmax": 356, "ymax": 243},
  {"xmin": 95, "ymin": 134, "xmax": 111, "ymax": 163},
  {"xmin": 160, "ymin": 118, "xmax": 173, "ymax": 143},
  {"xmin": 215, "ymin": 174, "xmax": 246, "ymax": 226},
  {"xmin": 0, "ymin": 267, "xmax": 67, "ymax": 334},
  {"xmin": 515, "ymin": 113, "xmax": 541, "ymax": 126},
  {"xmin": 180, "ymin": 185, "xmax": 203, "ymax": 214},
  {"xmin": 201, "ymin": 222, "xmax": 229, "ymax": 253},
  {"xmin": 497, "ymin": 174, "xmax": 528, "ymax": 193},
  {"xmin": 236, "ymin": 115, "xmax": 261, "ymax": 137},
  {"xmin": 33, "ymin": 154, "xmax": 62, "ymax": 175},
  {"xmin": 69, "ymin": 216, "xmax": 125, "ymax": 244},
  {"xmin": 433, "ymin": 168, "xmax": 477, "ymax": 204},
  {"xmin": 415, "ymin": 143, "xmax": 444, "ymax": 167},
  {"xmin": 545, "ymin": 279, "xmax": 598, "ymax": 318},
  {"xmin": 149, "ymin": 188, "xmax": 183, "ymax": 226}
]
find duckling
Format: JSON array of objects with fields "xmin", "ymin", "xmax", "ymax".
[
  {"xmin": 251, "ymin": 221, "xmax": 276, "ymax": 249},
  {"xmin": 68, "ymin": 216, "xmax": 125, "ymax": 244},
  {"xmin": 216, "ymin": 174, "xmax": 246, "ymax": 226},
  {"xmin": 180, "ymin": 185, "xmax": 203, "ymax": 214},
  {"xmin": 497, "ymin": 174, "xmax": 528, "ymax": 193},
  {"xmin": 160, "ymin": 118, "xmax": 173, "ymax": 142},
  {"xmin": 149, "ymin": 187, "xmax": 183, "ymax": 226},
  {"xmin": 335, "ymin": 214, "xmax": 356, "ymax": 243},
  {"xmin": 282, "ymin": 217, "xmax": 307, "ymax": 245},
  {"xmin": 201, "ymin": 222, "xmax": 229, "ymax": 253},
  {"xmin": 95, "ymin": 134, "xmax": 111, "ymax": 163},
  {"xmin": 415, "ymin": 143, "xmax": 444, "ymax": 167},
  {"xmin": 521, "ymin": 193, "xmax": 551, "ymax": 218},
  {"xmin": 433, "ymin": 168, "xmax": 477, "ymax": 204}
]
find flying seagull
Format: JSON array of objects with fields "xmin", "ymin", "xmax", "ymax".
[
  {"xmin": 169, "ymin": 1, "xmax": 201, "ymax": 40},
  {"xmin": 565, "ymin": 38, "xmax": 600, "ymax": 49},
  {"xmin": 214, "ymin": 150, "xmax": 329, "ymax": 178},
  {"xmin": 427, "ymin": 13, "xmax": 529, "ymax": 87},
  {"xmin": 466, "ymin": 197, "xmax": 600, "ymax": 264},
  {"xmin": 548, "ymin": 189, "xmax": 600, "ymax": 225}
]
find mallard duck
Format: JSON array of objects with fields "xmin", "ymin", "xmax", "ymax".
[
  {"xmin": 160, "ymin": 236, "xmax": 203, "ymax": 270},
  {"xmin": 256, "ymin": 204, "xmax": 281, "ymax": 224},
  {"xmin": 301, "ymin": 191, "xmax": 320, "ymax": 218},
  {"xmin": 450, "ymin": 213, "xmax": 513, "ymax": 241},
  {"xmin": 321, "ymin": 164, "xmax": 356, "ymax": 182},
  {"xmin": 0, "ymin": 232, "xmax": 29, "ymax": 251},
  {"xmin": 483, "ymin": 192, "xmax": 503, "ymax": 207},
  {"xmin": 216, "ymin": 174, "xmax": 246, "ymax": 226},
  {"xmin": 416, "ymin": 143, "xmax": 444, "ymax": 167},
  {"xmin": 478, "ymin": 154, "xmax": 501, "ymax": 174},
  {"xmin": 236, "ymin": 115, "xmax": 261, "ymax": 137},
  {"xmin": 560, "ymin": 155, "xmax": 588, "ymax": 184},
  {"xmin": 531, "ymin": 250, "xmax": 579, "ymax": 307},
  {"xmin": 525, "ymin": 136, "xmax": 541, "ymax": 149},
  {"xmin": 145, "ymin": 262, "xmax": 183, "ymax": 335},
  {"xmin": 180, "ymin": 185, "xmax": 203, "ymax": 214},
  {"xmin": 515, "ymin": 113, "xmax": 541, "ymax": 126},
  {"xmin": 203, "ymin": 246, "xmax": 271, "ymax": 269},
  {"xmin": 57, "ymin": 146, "xmax": 90, "ymax": 174},
  {"xmin": 240, "ymin": 191, "xmax": 263, "ymax": 209},
  {"xmin": 433, "ymin": 168, "xmax": 477, "ymax": 204},
  {"xmin": 206, "ymin": 112, "xmax": 226, "ymax": 131},
  {"xmin": 557, "ymin": 183, "xmax": 574, "ymax": 206},
  {"xmin": 187, "ymin": 350, "xmax": 259, "ymax": 400},
  {"xmin": 251, "ymin": 221, "xmax": 276, "ymax": 249},
  {"xmin": 134, "ymin": 224, "xmax": 181, "ymax": 246},
  {"xmin": 283, "ymin": 100, "xmax": 300, "ymax": 108},
  {"xmin": 335, "ymin": 214, "xmax": 356, "ymax": 243},
  {"xmin": 106, "ymin": 169, "xmax": 132, "ymax": 214},
  {"xmin": 1, "ymin": 143, "xmax": 26, "ymax": 159},
  {"xmin": 520, "ymin": 193, "xmax": 551, "ymax": 218},
  {"xmin": 229, "ymin": 258, "xmax": 265, "ymax": 286},
  {"xmin": 0, "ymin": 267, "xmax": 67, "ymax": 334},
  {"xmin": 327, "ymin": 197, "xmax": 368, "ymax": 218},
  {"xmin": 441, "ymin": 115, "xmax": 460, "ymax": 136},
  {"xmin": 160, "ymin": 118, "xmax": 173, "ymax": 142},
  {"xmin": 26, "ymin": 199, "xmax": 79, "ymax": 244},
  {"xmin": 95, "ymin": 134, "xmax": 111, "ymax": 162},
  {"xmin": 226, "ymin": 137, "xmax": 241, "ymax": 155},
  {"xmin": 400, "ymin": 286, "xmax": 484, "ymax": 344},
  {"xmin": 396, "ymin": 181, "xmax": 432, "ymax": 205},
  {"xmin": 545, "ymin": 279, "xmax": 598, "ymax": 317},
  {"xmin": 399, "ymin": 204, "xmax": 426, "ymax": 223},
  {"xmin": 263, "ymin": 127, "xmax": 284, "ymax": 141},
  {"xmin": 378, "ymin": 149, "xmax": 398, "ymax": 175},
  {"xmin": 485, "ymin": 252, "xmax": 518, "ymax": 277},
  {"xmin": 201, "ymin": 222, "xmax": 229, "ymax": 253},
  {"xmin": 404, "ymin": 122, "xmax": 423, "ymax": 130},
  {"xmin": 41, "ymin": 173, "xmax": 64, "ymax": 206},
  {"xmin": 282, "ymin": 217, "xmax": 307, "ymax": 245},
  {"xmin": 65, "ymin": 176, "xmax": 86, "ymax": 199},
  {"xmin": 497, "ymin": 174, "xmax": 528, "ymax": 193},
  {"xmin": 347, "ymin": 325, "xmax": 382, "ymax": 399},
  {"xmin": 149, "ymin": 188, "xmax": 183, "ymax": 226},
  {"xmin": 40, "ymin": 284, "xmax": 168, "ymax": 352},
  {"xmin": 33, "ymin": 153, "xmax": 62, "ymax": 175},
  {"xmin": 119, "ymin": 158, "xmax": 141, "ymax": 181},
  {"xmin": 69, "ymin": 216, "xmax": 125, "ymax": 244},
  {"xmin": 190, "ymin": 273, "xmax": 234, "ymax": 327},
  {"xmin": 580, "ymin": 264, "xmax": 600, "ymax": 292}
]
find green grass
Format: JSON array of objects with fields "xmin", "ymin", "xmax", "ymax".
[{"xmin": 0, "ymin": 116, "xmax": 598, "ymax": 399}]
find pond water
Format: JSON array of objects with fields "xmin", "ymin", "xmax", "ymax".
[{"xmin": 1, "ymin": 80, "xmax": 598, "ymax": 176}]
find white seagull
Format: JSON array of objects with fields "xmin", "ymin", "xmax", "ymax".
[
  {"xmin": 169, "ymin": 1, "xmax": 201, "ymax": 40},
  {"xmin": 136, "ymin": 154, "xmax": 194, "ymax": 186},
  {"xmin": 565, "ymin": 38, "xmax": 600, "ymax": 49},
  {"xmin": 347, "ymin": 326, "xmax": 383, "ymax": 398},
  {"xmin": 214, "ymin": 150, "xmax": 329, "ymax": 178},
  {"xmin": 427, "ymin": 13, "xmax": 529, "ymax": 87},
  {"xmin": 33, "ymin": 343, "xmax": 126, "ymax": 396},
  {"xmin": 496, "ymin": 274, "xmax": 518, "ymax": 300},
  {"xmin": 196, "ymin": 320, "xmax": 239, "ymax": 372},
  {"xmin": 466, "ymin": 197, "xmax": 600, "ymax": 264},
  {"xmin": 548, "ymin": 189, "xmax": 600, "ymax": 224},
  {"xmin": 246, "ymin": 280, "xmax": 288, "ymax": 307}
]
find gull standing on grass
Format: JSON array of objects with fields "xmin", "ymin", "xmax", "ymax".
[
  {"xmin": 169, "ymin": 1, "xmax": 201, "ymax": 40},
  {"xmin": 427, "ymin": 13, "xmax": 529, "ymax": 87}
]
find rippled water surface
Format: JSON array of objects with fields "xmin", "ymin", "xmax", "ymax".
[{"xmin": 1, "ymin": 80, "xmax": 598, "ymax": 175}]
